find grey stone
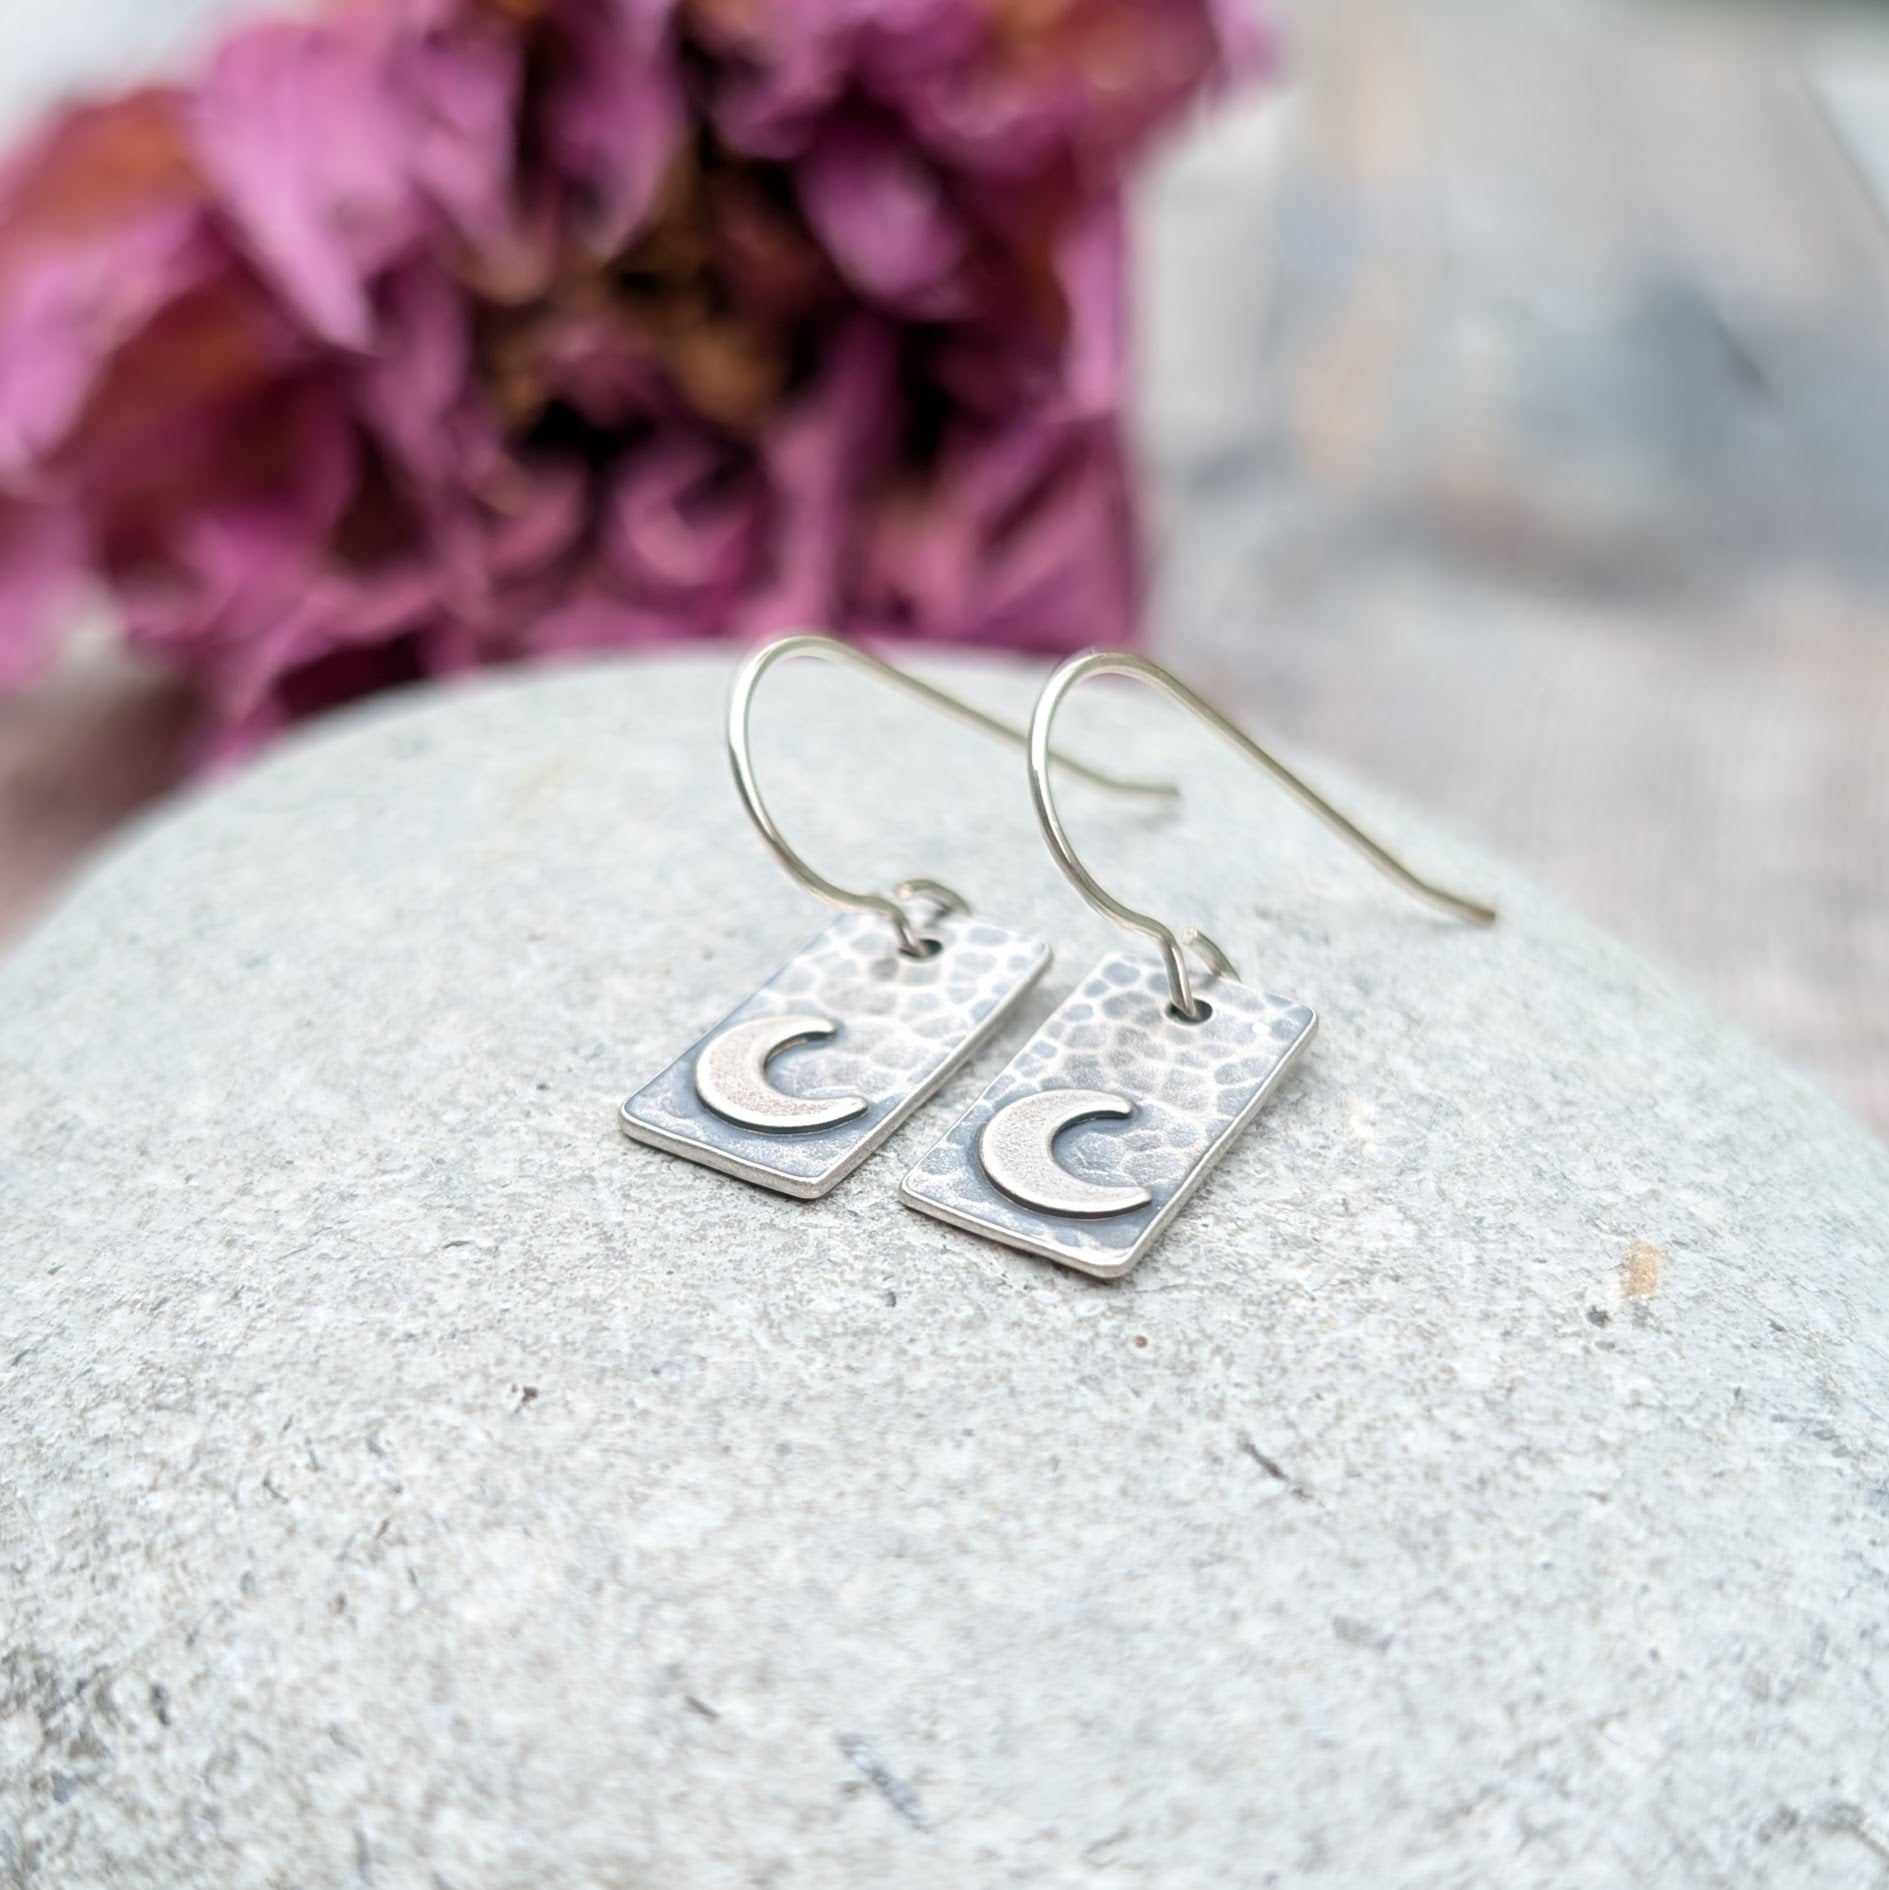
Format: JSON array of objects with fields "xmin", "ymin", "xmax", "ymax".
[{"xmin": 2, "ymin": 652, "xmax": 1886, "ymax": 1889}]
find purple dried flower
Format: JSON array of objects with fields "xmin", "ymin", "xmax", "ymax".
[{"xmin": 0, "ymin": 0, "xmax": 1264, "ymax": 756}]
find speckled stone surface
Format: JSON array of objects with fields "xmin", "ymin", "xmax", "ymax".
[{"xmin": 2, "ymin": 653, "xmax": 1886, "ymax": 1889}]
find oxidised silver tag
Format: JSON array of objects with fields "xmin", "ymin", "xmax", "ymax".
[
  {"xmin": 620, "ymin": 912, "xmax": 1050, "ymax": 1199},
  {"xmin": 899, "ymin": 953, "xmax": 1316, "ymax": 1278}
]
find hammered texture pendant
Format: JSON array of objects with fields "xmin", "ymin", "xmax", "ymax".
[
  {"xmin": 900, "ymin": 953, "xmax": 1317, "ymax": 1277},
  {"xmin": 620, "ymin": 912, "xmax": 1050, "ymax": 1199}
]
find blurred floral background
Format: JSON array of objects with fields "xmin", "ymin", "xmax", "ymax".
[
  {"xmin": 1, "ymin": 0, "xmax": 1887, "ymax": 1135},
  {"xmin": 0, "ymin": 0, "xmax": 1257, "ymax": 755}
]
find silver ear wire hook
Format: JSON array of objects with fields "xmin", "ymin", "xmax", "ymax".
[
  {"xmin": 1027, "ymin": 651, "xmax": 1498, "ymax": 1020},
  {"xmin": 728, "ymin": 634, "xmax": 1181, "ymax": 957}
]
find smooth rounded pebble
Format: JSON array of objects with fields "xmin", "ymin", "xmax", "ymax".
[{"xmin": 3, "ymin": 653, "xmax": 1886, "ymax": 1889}]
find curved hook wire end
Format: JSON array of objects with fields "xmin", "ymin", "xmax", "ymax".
[
  {"xmin": 1028, "ymin": 650, "xmax": 1499, "ymax": 1017},
  {"xmin": 727, "ymin": 634, "xmax": 1180, "ymax": 948}
]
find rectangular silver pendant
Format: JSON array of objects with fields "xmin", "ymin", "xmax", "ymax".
[
  {"xmin": 620, "ymin": 911, "xmax": 1051, "ymax": 1199},
  {"xmin": 899, "ymin": 953, "xmax": 1317, "ymax": 1278}
]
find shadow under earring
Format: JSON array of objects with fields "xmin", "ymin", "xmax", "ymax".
[
  {"xmin": 618, "ymin": 635, "xmax": 1177, "ymax": 1200},
  {"xmin": 901, "ymin": 651, "xmax": 1497, "ymax": 1277}
]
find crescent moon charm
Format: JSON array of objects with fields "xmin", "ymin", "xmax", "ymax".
[
  {"xmin": 693, "ymin": 1013, "xmax": 870, "ymax": 1133},
  {"xmin": 976, "ymin": 1088, "xmax": 1153, "ymax": 1219}
]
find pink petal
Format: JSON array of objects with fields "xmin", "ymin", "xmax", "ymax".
[
  {"xmin": 114, "ymin": 379, "xmax": 360, "ymax": 683},
  {"xmin": 486, "ymin": 461, "xmax": 589, "ymax": 587},
  {"xmin": 692, "ymin": 0, "xmax": 850, "ymax": 160},
  {"xmin": 905, "ymin": 0, "xmax": 1244, "ymax": 189},
  {"xmin": 704, "ymin": 0, "xmax": 979, "ymax": 160},
  {"xmin": 543, "ymin": 0, "xmax": 687, "ymax": 254},
  {"xmin": 859, "ymin": 409, "xmax": 1139, "ymax": 652},
  {"xmin": 523, "ymin": 305, "xmax": 672, "ymax": 429},
  {"xmin": 600, "ymin": 433, "xmax": 760, "ymax": 617},
  {"xmin": 1212, "ymin": 0, "xmax": 1277, "ymax": 83},
  {"xmin": 0, "ymin": 499, "xmax": 82, "ymax": 687},
  {"xmin": 1053, "ymin": 191, "xmax": 1128, "ymax": 414},
  {"xmin": 171, "ymin": 560, "xmax": 444, "ymax": 754},
  {"xmin": 353, "ymin": 260, "xmax": 473, "ymax": 497},
  {"xmin": 738, "ymin": 314, "xmax": 900, "ymax": 639},
  {"xmin": 952, "ymin": 425, "xmax": 1140, "ymax": 651},
  {"xmin": 924, "ymin": 194, "xmax": 1125, "ymax": 420},
  {"xmin": 391, "ymin": 10, "xmax": 523, "ymax": 257},
  {"xmin": 797, "ymin": 110, "xmax": 975, "ymax": 317},
  {"xmin": 192, "ymin": 17, "xmax": 418, "ymax": 350},
  {"xmin": 516, "ymin": 584, "xmax": 679, "ymax": 656},
  {"xmin": 0, "ymin": 210, "xmax": 197, "ymax": 479}
]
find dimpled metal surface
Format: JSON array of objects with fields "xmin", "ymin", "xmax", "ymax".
[
  {"xmin": 901, "ymin": 952, "xmax": 1317, "ymax": 1277},
  {"xmin": 620, "ymin": 910, "xmax": 1050, "ymax": 1198}
]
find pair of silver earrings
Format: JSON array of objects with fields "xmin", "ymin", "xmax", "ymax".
[{"xmin": 620, "ymin": 635, "xmax": 1494, "ymax": 1279}]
